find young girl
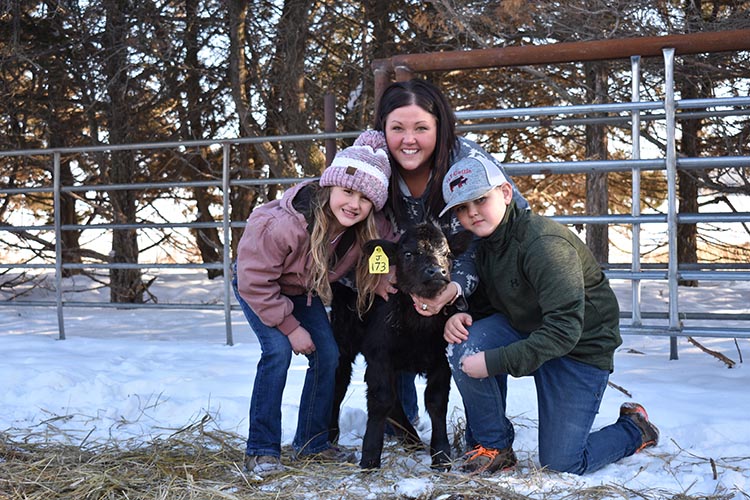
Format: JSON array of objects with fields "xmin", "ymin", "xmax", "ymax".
[{"xmin": 233, "ymin": 130, "xmax": 392, "ymax": 477}]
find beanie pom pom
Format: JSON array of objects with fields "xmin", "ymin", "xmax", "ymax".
[{"xmin": 353, "ymin": 130, "xmax": 387, "ymax": 152}]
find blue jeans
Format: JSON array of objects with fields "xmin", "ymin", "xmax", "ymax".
[
  {"xmin": 233, "ymin": 279, "xmax": 339, "ymax": 458},
  {"xmin": 383, "ymin": 372, "xmax": 420, "ymax": 435},
  {"xmin": 397, "ymin": 372, "xmax": 420, "ymax": 423},
  {"xmin": 447, "ymin": 313, "xmax": 643, "ymax": 474}
]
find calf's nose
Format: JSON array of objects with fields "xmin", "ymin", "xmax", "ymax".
[{"xmin": 423, "ymin": 266, "xmax": 448, "ymax": 280}]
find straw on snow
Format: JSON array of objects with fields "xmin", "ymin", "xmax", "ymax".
[{"xmin": 0, "ymin": 414, "xmax": 740, "ymax": 500}]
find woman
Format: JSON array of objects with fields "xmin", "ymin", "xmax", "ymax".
[{"xmin": 371, "ymin": 78, "xmax": 528, "ymax": 426}]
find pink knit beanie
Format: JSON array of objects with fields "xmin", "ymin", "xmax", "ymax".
[{"xmin": 319, "ymin": 130, "xmax": 391, "ymax": 211}]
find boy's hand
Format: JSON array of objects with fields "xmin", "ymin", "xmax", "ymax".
[
  {"xmin": 460, "ymin": 352, "xmax": 489, "ymax": 379},
  {"xmin": 288, "ymin": 325, "xmax": 315, "ymax": 356},
  {"xmin": 443, "ymin": 312, "xmax": 472, "ymax": 344}
]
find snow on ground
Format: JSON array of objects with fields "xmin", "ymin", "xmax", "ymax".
[{"xmin": 2, "ymin": 271, "xmax": 749, "ymax": 498}]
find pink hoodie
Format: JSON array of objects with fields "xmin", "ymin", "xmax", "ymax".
[{"xmin": 235, "ymin": 181, "xmax": 392, "ymax": 335}]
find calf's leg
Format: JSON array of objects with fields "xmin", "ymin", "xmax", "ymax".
[
  {"xmin": 386, "ymin": 384, "xmax": 421, "ymax": 447},
  {"xmin": 423, "ymin": 361, "xmax": 452, "ymax": 470},
  {"xmin": 329, "ymin": 283, "xmax": 362, "ymax": 443},
  {"xmin": 359, "ymin": 360, "xmax": 397, "ymax": 468},
  {"xmin": 329, "ymin": 352, "xmax": 354, "ymax": 443}
]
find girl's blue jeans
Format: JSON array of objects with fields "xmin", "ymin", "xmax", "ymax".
[
  {"xmin": 447, "ymin": 313, "xmax": 643, "ymax": 474},
  {"xmin": 233, "ymin": 278, "xmax": 338, "ymax": 458}
]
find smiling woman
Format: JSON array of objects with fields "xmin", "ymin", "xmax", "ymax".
[
  {"xmin": 383, "ymin": 104, "xmax": 437, "ymax": 198},
  {"xmin": 373, "ymin": 78, "xmax": 529, "ymax": 319}
]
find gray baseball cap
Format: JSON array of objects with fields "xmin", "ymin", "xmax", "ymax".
[{"xmin": 440, "ymin": 154, "xmax": 508, "ymax": 217}]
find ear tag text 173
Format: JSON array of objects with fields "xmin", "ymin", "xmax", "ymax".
[{"xmin": 368, "ymin": 246, "xmax": 389, "ymax": 274}]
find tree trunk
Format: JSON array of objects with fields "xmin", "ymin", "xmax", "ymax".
[
  {"xmin": 104, "ymin": 0, "xmax": 143, "ymax": 303},
  {"xmin": 676, "ymin": 0, "xmax": 704, "ymax": 287},
  {"xmin": 184, "ymin": 0, "xmax": 223, "ymax": 279},
  {"xmin": 58, "ymin": 160, "xmax": 83, "ymax": 276},
  {"xmin": 584, "ymin": 61, "xmax": 609, "ymax": 265},
  {"xmin": 192, "ymin": 186, "xmax": 223, "ymax": 279},
  {"xmin": 43, "ymin": 4, "xmax": 83, "ymax": 276},
  {"xmin": 677, "ymin": 81, "xmax": 700, "ymax": 287},
  {"xmin": 48, "ymin": 116, "xmax": 83, "ymax": 277},
  {"xmin": 267, "ymin": 0, "xmax": 324, "ymax": 176},
  {"xmin": 229, "ymin": 146, "xmax": 259, "ymax": 258},
  {"xmin": 225, "ymin": 0, "xmax": 286, "ymax": 263},
  {"xmin": 226, "ymin": 0, "xmax": 284, "ymax": 180}
]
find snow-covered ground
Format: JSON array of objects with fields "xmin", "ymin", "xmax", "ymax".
[{"xmin": 2, "ymin": 271, "xmax": 749, "ymax": 498}]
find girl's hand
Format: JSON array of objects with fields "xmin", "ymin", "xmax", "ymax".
[
  {"xmin": 444, "ymin": 312, "xmax": 472, "ymax": 344},
  {"xmin": 460, "ymin": 352, "xmax": 489, "ymax": 379},
  {"xmin": 374, "ymin": 266, "xmax": 398, "ymax": 301},
  {"xmin": 411, "ymin": 282, "xmax": 459, "ymax": 317},
  {"xmin": 288, "ymin": 325, "xmax": 315, "ymax": 356}
]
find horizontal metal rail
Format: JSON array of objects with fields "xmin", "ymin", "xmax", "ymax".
[
  {"xmin": 4, "ymin": 156, "xmax": 749, "ymax": 198},
  {"xmin": 3, "ymin": 209, "xmax": 747, "ymax": 234},
  {"xmin": 458, "ymin": 109, "xmax": 750, "ymax": 133},
  {"xmin": 454, "ymin": 95, "xmax": 750, "ymax": 121},
  {"xmin": 620, "ymin": 326, "xmax": 749, "ymax": 339},
  {"xmin": 0, "ymin": 131, "xmax": 362, "ymax": 159}
]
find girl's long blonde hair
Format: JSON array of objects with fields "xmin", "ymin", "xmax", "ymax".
[{"xmin": 308, "ymin": 185, "xmax": 381, "ymax": 316}]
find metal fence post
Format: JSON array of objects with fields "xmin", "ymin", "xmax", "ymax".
[
  {"xmin": 53, "ymin": 152, "xmax": 65, "ymax": 340},
  {"xmin": 324, "ymin": 93, "xmax": 336, "ymax": 166},
  {"xmin": 663, "ymin": 47, "xmax": 680, "ymax": 360},
  {"xmin": 630, "ymin": 55, "xmax": 643, "ymax": 327},
  {"xmin": 222, "ymin": 143, "xmax": 234, "ymax": 346}
]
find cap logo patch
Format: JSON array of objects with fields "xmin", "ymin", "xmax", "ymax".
[
  {"xmin": 345, "ymin": 166, "xmax": 357, "ymax": 175},
  {"xmin": 449, "ymin": 175, "xmax": 468, "ymax": 192}
]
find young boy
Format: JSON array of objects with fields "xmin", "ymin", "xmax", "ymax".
[{"xmin": 440, "ymin": 152, "xmax": 659, "ymax": 475}]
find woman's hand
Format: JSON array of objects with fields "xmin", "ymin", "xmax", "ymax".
[
  {"xmin": 411, "ymin": 282, "xmax": 459, "ymax": 317},
  {"xmin": 443, "ymin": 312, "xmax": 472, "ymax": 344},
  {"xmin": 374, "ymin": 266, "xmax": 398, "ymax": 301},
  {"xmin": 288, "ymin": 325, "xmax": 315, "ymax": 356}
]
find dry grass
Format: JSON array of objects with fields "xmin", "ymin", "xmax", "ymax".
[{"xmin": 0, "ymin": 416, "xmax": 743, "ymax": 500}]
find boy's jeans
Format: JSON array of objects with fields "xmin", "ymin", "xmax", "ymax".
[
  {"xmin": 233, "ymin": 279, "xmax": 338, "ymax": 457},
  {"xmin": 447, "ymin": 313, "xmax": 642, "ymax": 474}
]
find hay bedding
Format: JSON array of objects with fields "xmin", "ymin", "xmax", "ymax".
[{"xmin": 0, "ymin": 417, "xmax": 739, "ymax": 500}]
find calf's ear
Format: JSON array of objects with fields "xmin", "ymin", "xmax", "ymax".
[
  {"xmin": 363, "ymin": 239, "xmax": 398, "ymax": 259},
  {"xmin": 448, "ymin": 230, "xmax": 475, "ymax": 257}
]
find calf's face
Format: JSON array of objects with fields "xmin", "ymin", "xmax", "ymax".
[
  {"xmin": 394, "ymin": 224, "xmax": 452, "ymax": 298},
  {"xmin": 364, "ymin": 223, "xmax": 472, "ymax": 299}
]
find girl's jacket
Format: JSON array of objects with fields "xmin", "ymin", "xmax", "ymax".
[{"xmin": 236, "ymin": 181, "xmax": 392, "ymax": 336}]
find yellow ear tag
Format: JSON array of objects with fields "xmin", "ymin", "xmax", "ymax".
[{"xmin": 368, "ymin": 246, "xmax": 389, "ymax": 274}]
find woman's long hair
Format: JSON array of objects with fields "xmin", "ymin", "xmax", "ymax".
[
  {"xmin": 375, "ymin": 78, "xmax": 458, "ymax": 219},
  {"xmin": 308, "ymin": 185, "xmax": 381, "ymax": 316}
]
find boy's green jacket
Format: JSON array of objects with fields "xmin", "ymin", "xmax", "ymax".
[{"xmin": 471, "ymin": 202, "xmax": 622, "ymax": 377}]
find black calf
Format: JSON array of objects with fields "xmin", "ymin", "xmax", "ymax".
[{"xmin": 330, "ymin": 223, "xmax": 472, "ymax": 470}]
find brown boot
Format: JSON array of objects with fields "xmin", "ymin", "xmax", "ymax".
[
  {"xmin": 459, "ymin": 445, "xmax": 517, "ymax": 474},
  {"xmin": 244, "ymin": 455, "xmax": 286, "ymax": 477},
  {"xmin": 621, "ymin": 402, "xmax": 659, "ymax": 452}
]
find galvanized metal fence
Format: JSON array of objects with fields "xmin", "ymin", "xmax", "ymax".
[{"xmin": 2, "ymin": 48, "xmax": 749, "ymax": 356}]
